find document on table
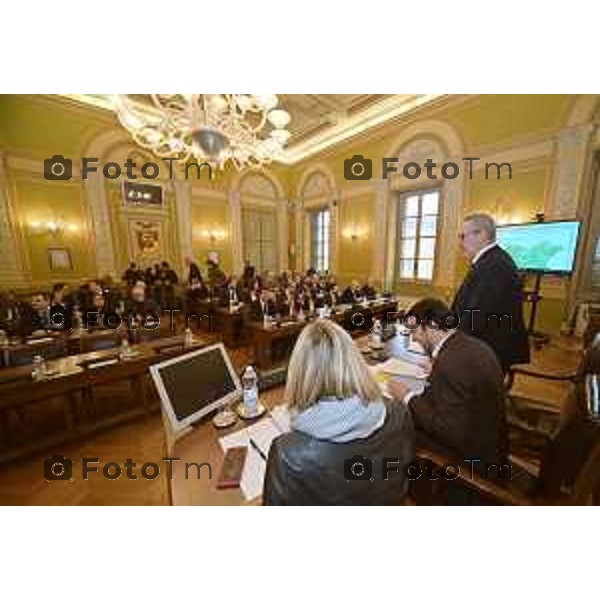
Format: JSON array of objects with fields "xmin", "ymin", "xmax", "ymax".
[
  {"xmin": 369, "ymin": 361, "xmax": 426, "ymax": 399},
  {"xmin": 219, "ymin": 406, "xmax": 291, "ymax": 501},
  {"xmin": 380, "ymin": 357, "xmax": 427, "ymax": 379}
]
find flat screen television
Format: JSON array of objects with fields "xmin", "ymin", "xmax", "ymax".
[
  {"xmin": 496, "ymin": 220, "xmax": 581, "ymax": 275},
  {"xmin": 149, "ymin": 343, "xmax": 241, "ymax": 431}
]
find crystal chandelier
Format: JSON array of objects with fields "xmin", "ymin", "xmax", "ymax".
[{"xmin": 112, "ymin": 94, "xmax": 291, "ymax": 170}]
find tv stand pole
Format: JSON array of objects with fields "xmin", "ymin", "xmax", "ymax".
[{"xmin": 526, "ymin": 271, "xmax": 550, "ymax": 347}]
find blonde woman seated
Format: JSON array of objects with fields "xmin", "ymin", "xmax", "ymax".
[{"xmin": 263, "ymin": 319, "xmax": 414, "ymax": 505}]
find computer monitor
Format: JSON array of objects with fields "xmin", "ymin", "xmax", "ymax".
[
  {"xmin": 150, "ymin": 343, "xmax": 241, "ymax": 432},
  {"xmin": 496, "ymin": 220, "xmax": 581, "ymax": 275}
]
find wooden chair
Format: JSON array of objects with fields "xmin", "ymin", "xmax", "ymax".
[
  {"xmin": 412, "ymin": 416, "xmax": 600, "ymax": 505},
  {"xmin": 504, "ymin": 334, "xmax": 600, "ymax": 461},
  {"xmin": 132, "ymin": 324, "xmax": 174, "ymax": 345},
  {"xmin": 79, "ymin": 330, "xmax": 125, "ymax": 353},
  {"xmin": 6, "ymin": 337, "xmax": 67, "ymax": 367}
]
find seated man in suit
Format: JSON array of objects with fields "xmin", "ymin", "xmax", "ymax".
[
  {"xmin": 124, "ymin": 282, "xmax": 160, "ymax": 325},
  {"xmin": 361, "ymin": 276, "xmax": 377, "ymax": 301},
  {"xmin": 0, "ymin": 291, "xmax": 22, "ymax": 336},
  {"xmin": 218, "ymin": 276, "xmax": 243, "ymax": 307},
  {"xmin": 122, "ymin": 262, "xmax": 139, "ymax": 288},
  {"xmin": 341, "ymin": 279, "xmax": 362, "ymax": 304},
  {"xmin": 187, "ymin": 276, "xmax": 209, "ymax": 302},
  {"xmin": 17, "ymin": 291, "xmax": 51, "ymax": 338},
  {"xmin": 250, "ymin": 289, "xmax": 278, "ymax": 322},
  {"xmin": 185, "ymin": 257, "xmax": 202, "ymax": 286},
  {"xmin": 388, "ymin": 297, "xmax": 509, "ymax": 502}
]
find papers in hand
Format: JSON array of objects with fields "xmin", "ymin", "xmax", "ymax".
[
  {"xmin": 369, "ymin": 359, "xmax": 427, "ymax": 400},
  {"xmin": 219, "ymin": 406, "xmax": 291, "ymax": 501},
  {"xmin": 380, "ymin": 358, "xmax": 427, "ymax": 379}
]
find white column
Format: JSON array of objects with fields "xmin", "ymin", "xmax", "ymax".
[
  {"xmin": 294, "ymin": 198, "xmax": 305, "ymax": 272},
  {"xmin": 84, "ymin": 172, "xmax": 117, "ymax": 278},
  {"xmin": 229, "ymin": 190, "xmax": 244, "ymax": 274},
  {"xmin": 435, "ymin": 154, "xmax": 465, "ymax": 290},
  {"xmin": 371, "ymin": 180, "xmax": 389, "ymax": 285},
  {"xmin": 328, "ymin": 191, "xmax": 339, "ymax": 275},
  {"xmin": 173, "ymin": 180, "xmax": 192, "ymax": 273},
  {"xmin": 277, "ymin": 198, "xmax": 289, "ymax": 272},
  {"xmin": 547, "ymin": 124, "xmax": 595, "ymax": 220},
  {"xmin": 0, "ymin": 151, "xmax": 27, "ymax": 286}
]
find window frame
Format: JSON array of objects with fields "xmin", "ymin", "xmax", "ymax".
[
  {"xmin": 309, "ymin": 206, "xmax": 331, "ymax": 273},
  {"xmin": 396, "ymin": 188, "xmax": 442, "ymax": 284}
]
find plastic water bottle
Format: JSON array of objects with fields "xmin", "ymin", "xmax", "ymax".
[
  {"xmin": 184, "ymin": 327, "xmax": 193, "ymax": 348},
  {"xmin": 119, "ymin": 338, "xmax": 131, "ymax": 360},
  {"xmin": 242, "ymin": 365, "xmax": 258, "ymax": 417},
  {"xmin": 371, "ymin": 318, "xmax": 383, "ymax": 349},
  {"xmin": 32, "ymin": 355, "xmax": 43, "ymax": 381}
]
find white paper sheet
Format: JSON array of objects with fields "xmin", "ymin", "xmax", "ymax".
[
  {"xmin": 380, "ymin": 357, "xmax": 427, "ymax": 379},
  {"xmin": 219, "ymin": 412, "xmax": 290, "ymax": 501}
]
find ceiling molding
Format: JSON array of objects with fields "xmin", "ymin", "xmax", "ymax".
[{"xmin": 62, "ymin": 94, "xmax": 450, "ymax": 166}]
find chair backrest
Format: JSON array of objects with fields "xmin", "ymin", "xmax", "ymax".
[
  {"xmin": 80, "ymin": 330, "xmax": 123, "ymax": 353},
  {"xmin": 9, "ymin": 338, "xmax": 67, "ymax": 366},
  {"xmin": 536, "ymin": 417, "xmax": 600, "ymax": 504},
  {"xmin": 577, "ymin": 339, "xmax": 600, "ymax": 417}
]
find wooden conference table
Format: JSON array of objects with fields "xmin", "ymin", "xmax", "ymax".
[
  {"xmin": 0, "ymin": 334, "xmax": 206, "ymax": 465},
  {"xmin": 250, "ymin": 298, "xmax": 401, "ymax": 369},
  {"xmin": 168, "ymin": 333, "xmax": 421, "ymax": 506}
]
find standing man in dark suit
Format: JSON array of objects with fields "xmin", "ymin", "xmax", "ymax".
[
  {"xmin": 388, "ymin": 298, "xmax": 509, "ymax": 497},
  {"xmin": 452, "ymin": 213, "xmax": 530, "ymax": 372}
]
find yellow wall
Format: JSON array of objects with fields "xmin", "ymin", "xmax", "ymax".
[
  {"xmin": 1, "ymin": 93, "xmax": 593, "ymax": 333},
  {"xmin": 9, "ymin": 172, "xmax": 96, "ymax": 285},
  {"xmin": 337, "ymin": 193, "xmax": 374, "ymax": 284},
  {"xmin": 191, "ymin": 200, "xmax": 233, "ymax": 275}
]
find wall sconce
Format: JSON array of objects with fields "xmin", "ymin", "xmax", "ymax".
[
  {"xmin": 29, "ymin": 219, "xmax": 79, "ymax": 236},
  {"xmin": 200, "ymin": 228, "xmax": 226, "ymax": 243},
  {"xmin": 342, "ymin": 226, "xmax": 366, "ymax": 241}
]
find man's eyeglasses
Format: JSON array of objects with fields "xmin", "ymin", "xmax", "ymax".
[{"xmin": 458, "ymin": 228, "xmax": 480, "ymax": 241}]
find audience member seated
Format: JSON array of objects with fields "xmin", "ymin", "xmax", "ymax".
[
  {"xmin": 0, "ymin": 290, "xmax": 23, "ymax": 335},
  {"xmin": 207, "ymin": 257, "xmax": 226, "ymax": 290},
  {"xmin": 82, "ymin": 293, "xmax": 111, "ymax": 329},
  {"xmin": 263, "ymin": 319, "xmax": 414, "ymax": 505},
  {"xmin": 185, "ymin": 257, "xmax": 202, "ymax": 286},
  {"xmin": 124, "ymin": 282, "xmax": 160, "ymax": 325},
  {"xmin": 186, "ymin": 276, "xmax": 210, "ymax": 310},
  {"xmin": 361, "ymin": 277, "xmax": 377, "ymax": 301},
  {"xmin": 218, "ymin": 276, "xmax": 244, "ymax": 307},
  {"xmin": 18, "ymin": 291, "xmax": 51, "ymax": 338},
  {"xmin": 156, "ymin": 261, "xmax": 179, "ymax": 309},
  {"xmin": 122, "ymin": 262, "xmax": 143, "ymax": 287},
  {"xmin": 387, "ymin": 297, "xmax": 508, "ymax": 504},
  {"xmin": 250, "ymin": 289, "xmax": 278, "ymax": 321},
  {"xmin": 341, "ymin": 279, "xmax": 362, "ymax": 304},
  {"xmin": 50, "ymin": 283, "xmax": 71, "ymax": 310}
]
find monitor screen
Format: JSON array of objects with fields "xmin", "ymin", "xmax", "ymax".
[
  {"xmin": 150, "ymin": 344, "xmax": 240, "ymax": 431},
  {"xmin": 496, "ymin": 220, "xmax": 581, "ymax": 274}
]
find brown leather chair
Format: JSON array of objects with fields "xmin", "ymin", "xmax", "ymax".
[
  {"xmin": 413, "ymin": 416, "xmax": 600, "ymax": 505},
  {"xmin": 504, "ymin": 334, "xmax": 600, "ymax": 461}
]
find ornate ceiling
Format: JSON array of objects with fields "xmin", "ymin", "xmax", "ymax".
[{"xmin": 63, "ymin": 94, "xmax": 445, "ymax": 164}]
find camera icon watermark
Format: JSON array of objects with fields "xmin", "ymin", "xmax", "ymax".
[
  {"xmin": 44, "ymin": 155, "xmax": 73, "ymax": 181},
  {"xmin": 344, "ymin": 155, "xmax": 372, "ymax": 181},
  {"xmin": 344, "ymin": 455, "xmax": 374, "ymax": 481},
  {"xmin": 44, "ymin": 454, "xmax": 74, "ymax": 481},
  {"xmin": 343, "ymin": 306, "xmax": 374, "ymax": 333}
]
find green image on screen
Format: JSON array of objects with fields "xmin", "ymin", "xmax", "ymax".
[{"xmin": 496, "ymin": 221, "xmax": 580, "ymax": 273}]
